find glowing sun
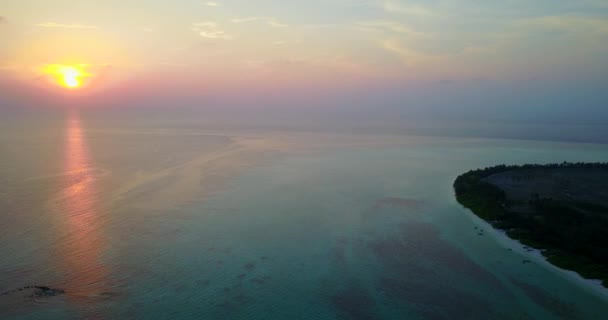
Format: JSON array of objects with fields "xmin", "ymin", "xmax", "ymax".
[{"xmin": 44, "ymin": 64, "xmax": 91, "ymax": 89}]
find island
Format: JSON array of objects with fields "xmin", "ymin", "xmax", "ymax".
[{"xmin": 454, "ymin": 162, "xmax": 608, "ymax": 287}]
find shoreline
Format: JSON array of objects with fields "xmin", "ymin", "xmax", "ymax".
[
  {"xmin": 453, "ymin": 163, "xmax": 608, "ymax": 297},
  {"xmin": 462, "ymin": 207, "xmax": 608, "ymax": 300}
]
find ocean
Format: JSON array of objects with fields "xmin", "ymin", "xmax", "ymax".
[{"xmin": 1, "ymin": 111, "xmax": 607, "ymax": 319}]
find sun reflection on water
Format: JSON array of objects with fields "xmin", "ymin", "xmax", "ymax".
[{"xmin": 56, "ymin": 112, "xmax": 110, "ymax": 310}]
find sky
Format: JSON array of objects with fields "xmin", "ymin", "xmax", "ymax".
[{"xmin": 1, "ymin": 0, "xmax": 608, "ymax": 127}]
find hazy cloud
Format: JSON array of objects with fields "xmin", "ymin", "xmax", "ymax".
[
  {"xmin": 205, "ymin": 1, "xmax": 220, "ymax": 7},
  {"xmin": 356, "ymin": 21, "xmax": 428, "ymax": 38},
  {"xmin": 517, "ymin": 16, "xmax": 608, "ymax": 35},
  {"xmin": 192, "ymin": 22, "xmax": 232, "ymax": 39},
  {"xmin": 381, "ymin": 39, "xmax": 442, "ymax": 66},
  {"xmin": 36, "ymin": 22, "xmax": 98, "ymax": 29},
  {"xmin": 0, "ymin": 63, "xmax": 17, "ymax": 71},
  {"xmin": 231, "ymin": 17, "xmax": 288, "ymax": 28}
]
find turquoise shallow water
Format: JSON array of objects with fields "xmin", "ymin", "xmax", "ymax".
[{"xmin": 1, "ymin": 117, "xmax": 608, "ymax": 319}]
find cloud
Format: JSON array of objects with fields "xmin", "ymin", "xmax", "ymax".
[
  {"xmin": 192, "ymin": 22, "xmax": 232, "ymax": 39},
  {"xmin": 36, "ymin": 22, "xmax": 98, "ymax": 29},
  {"xmin": 356, "ymin": 21, "xmax": 428, "ymax": 38},
  {"xmin": 381, "ymin": 39, "xmax": 442, "ymax": 67},
  {"xmin": 205, "ymin": 1, "xmax": 220, "ymax": 7},
  {"xmin": 231, "ymin": 17, "xmax": 288, "ymax": 28},
  {"xmin": 230, "ymin": 17, "xmax": 261, "ymax": 23},
  {"xmin": 516, "ymin": 16, "xmax": 608, "ymax": 35},
  {"xmin": 0, "ymin": 16, "xmax": 5, "ymax": 23},
  {"xmin": 268, "ymin": 20, "xmax": 288, "ymax": 28}
]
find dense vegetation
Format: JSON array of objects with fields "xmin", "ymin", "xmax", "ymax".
[{"xmin": 454, "ymin": 162, "xmax": 608, "ymax": 287}]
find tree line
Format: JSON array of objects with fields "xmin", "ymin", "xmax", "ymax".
[{"xmin": 454, "ymin": 162, "xmax": 608, "ymax": 287}]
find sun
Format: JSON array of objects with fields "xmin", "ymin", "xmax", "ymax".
[{"xmin": 44, "ymin": 64, "xmax": 91, "ymax": 89}]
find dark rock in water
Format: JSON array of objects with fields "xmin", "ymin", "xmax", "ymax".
[
  {"xmin": 522, "ymin": 260, "xmax": 532, "ymax": 264},
  {"xmin": 32, "ymin": 286, "xmax": 65, "ymax": 297},
  {"xmin": 1, "ymin": 286, "xmax": 65, "ymax": 298}
]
